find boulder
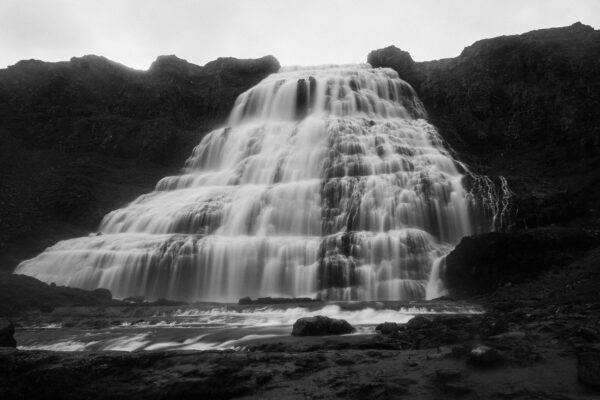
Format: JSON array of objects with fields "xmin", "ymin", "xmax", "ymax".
[
  {"xmin": 0, "ymin": 318, "xmax": 16, "ymax": 347},
  {"xmin": 444, "ymin": 227, "xmax": 599, "ymax": 296},
  {"xmin": 375, "ymin": 322, "xmax": 401, "ymax": 335},
  {"xmin": 292, "ymin": 316, "xmax": 355, "ymax": 336},
  {"xmin": 92, "ymin": 288, "xmax": 112, "ymax": 301},
  {"xmin": 469, "ymin": 345, "xmax": 502, "ymax": 366},
  {"xmin": 406, "ymin": 316, "xmax": 432, "ymax": 330}
]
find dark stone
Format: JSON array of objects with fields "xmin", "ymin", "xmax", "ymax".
[
  {"xmin": 150, "ymin": 298, "xmax": 187, "ymax": 307},
  {"xmin": 0, "ymin": 272, "xmax": 121, "ymax": 316},
  {"xmin": 406, "ymin": 316, "xmax": 432, "ymax": 330},
  {"xmin": 375, "ymin": 322, "xmax": 401, "ymax": 335},
  {"xmin": 238, "ymin": 297, "xmax": 320, "ymax": 305},
  {"xmin": 92, "ymin": 288, "xmax": 112, "ymax": 300},
  {"xmin": 434, "ymin": 368, "xmax": 462, "ymax": 382},
  {"xmin": 291, "ymin": 316, "xmax": 356, "ymax": 336},
  {"xmin": 367, "ymin": 45, "xmax": 420, "ymax": 88},
  {"xmin": 578, "ymin": 352, "xmax": 600, "ymax": 387},
  {"xmin": 469, "ymin": 345, "xmax": 503, "ymax": 366},
  {"xmin": 0, "ymin": 318, "xmax": 16, "ymax": 347},
  {"xmin": 444, "ymin": 227, "xmax": 599, "ymax": 296}
]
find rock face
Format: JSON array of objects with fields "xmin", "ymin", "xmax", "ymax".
[
  {"xmin": 0, "ymin": 54, "xmax": 279, "ymax": 163},
  {"xmin": 0, "ymin": 318, "xmax": 16, "ymax": 347},
  {"xmin": 369, "ymin": 23, "xmax": 600, "ymax": 229},
  {"xmin": 444, "ymin": 227, "xmax": 599, "ymax": 296},
  {"xmin": 292, "ymin": 316, "xmax": 356, "ymax": 336},
  {"xmin": 0, "ymin": 272, "xmax": 118, "ymax": 316}
]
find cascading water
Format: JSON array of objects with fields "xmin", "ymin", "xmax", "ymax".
[{"xmin": 15, "ymin": 64, "xmax": 504, "ymax": 302}]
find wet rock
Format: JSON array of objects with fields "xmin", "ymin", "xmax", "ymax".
[
  {"xmin": 291, "ymin": 316, "xmax": 355, "ymax": 336},
  {"xmin": 375, "ymin": 322, "xmax": 401, "ymax": 335},
  {"xmin": 238, "ymin": 297, "xmax": 320, "ymax": 305},
  {"xmin": 0, "ymin": 318, "xmax": 16, "ymax": 347},
  {"xmin": 445, "ymin": 227, "xmax": 599, "ymax": 296},
  {"xmin": 150, "ymin": 298, "xmax": 187, "ymax": 307},
  {"xmin": 92, "ymin": 288, "xmax": 112, "ymax": 300},
  {"xmin": 406, "ymin": 316, "xmax": 432, "ymax": 330},
  {"xmin": 434, "ymin": 368, "xmax": 462, "ymax": 382},
  {"xmin": 578, "ymin": 352, "xmax": 600, "ymax": 387},
  {"xmin": 469, "ymin": 345, "xmax": 502, "ymax": 366}
]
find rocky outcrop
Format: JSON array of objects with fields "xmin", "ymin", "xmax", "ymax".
[
  {"xmin": 0, "ymin": 54, "xmax": 279, "ymax": 163},
  {"xmin": 291, "ymin": 316, "xmax": 355, "ymax": 336},
  {"xmin": 0, "ymin": 272, "xmax": 119, "ymax": 316},
  {"xmin": 369, "ymin": 23, "xmax": 600, "ymax": 229},
  {"xmin": 0, "ymin": 318, "xmax": 16, "ymax": 347},
  {"xmin": 444, "ymin": 227, "xmax": 600, "ymax": 296}
]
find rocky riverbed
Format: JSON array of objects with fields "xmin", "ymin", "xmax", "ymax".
[
  {"xmin": 3, "ymin": 244, "xmax": 600, "ymax": 400},
  {"xmin": 2, "ymin": 300, "xmax": 600, "ymax": 399}
]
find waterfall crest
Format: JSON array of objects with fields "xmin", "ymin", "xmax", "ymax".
[{"xmin": 15, "ymin": 65, "xmax": 501, "ymax": 302}]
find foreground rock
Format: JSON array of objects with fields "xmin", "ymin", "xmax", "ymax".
[
  {"xmin": 469, "ymin": 345, "xmax": 503, "ymax": 366},
  {"xmin": 292, "ymin": 316, "xmax": 355, "ymax": 336},
  {"xmin": 444, "ymin": 226, "xmax": 599, "ymax": 296},
  {"xmin": 0, "ymin": 272, "xmax": 120, "ymax": 316},
  {"xmin": 0, "ymin": 319, "xmax": 16, "ymax": 347}
]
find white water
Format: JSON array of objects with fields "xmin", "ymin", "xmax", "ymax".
[
  {"xmin": 17, "ymin": 302, "xmax": 484, "ymax": 352},
  {"xmin": 15, "ymin": 65, "xmax": 504, "ymax": 302}
]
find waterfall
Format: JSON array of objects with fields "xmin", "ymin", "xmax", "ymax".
[{"xmin": 15, "ymin": 64, "xmax": 502, "ymax": 302}]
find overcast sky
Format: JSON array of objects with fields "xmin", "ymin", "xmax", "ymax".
[{"xmin": 1, "ymin": 0, "xmax": 598, "ymax": 70}]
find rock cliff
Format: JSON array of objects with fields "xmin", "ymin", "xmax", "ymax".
[{"xmin": 369, "ymin": 23, "xmax": 600, "ymax": 229}]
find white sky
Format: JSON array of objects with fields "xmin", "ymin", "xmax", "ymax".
[{"xmin": 1, "ymin": 0, "xmax": 598, "ymax": 70}]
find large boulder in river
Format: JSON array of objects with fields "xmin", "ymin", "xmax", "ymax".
[
  {"xmin": 0, "ymin": 318, "xmax": 16, "ymax": 347},
  {"xmin": 292, "ymin": 316, "xmax": 356, "ymax": 336}
]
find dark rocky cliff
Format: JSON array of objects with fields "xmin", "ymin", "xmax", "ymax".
[
  {"xmin": 0, "ymin": 54, "xmax": 279, "ymax": 270},
  {"xmin": 0, "ymin": 54, "xmax": 279, "ymax": 162},
  {"xmin": 369, "ymin": 22, "xmax": 600, "ymax": 229}
]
